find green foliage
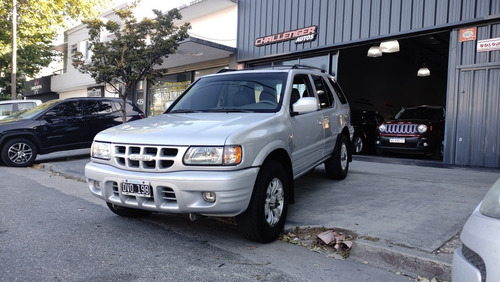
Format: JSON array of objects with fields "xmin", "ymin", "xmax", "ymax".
[
  {"xmin": 0, "ymin": 0, "xmax": 106, "ymax": 97},
  {"xmin": 73, "ymin": 4, "xmax": 190, "ymax": 121}
]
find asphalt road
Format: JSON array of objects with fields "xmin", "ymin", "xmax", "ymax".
[{"xmin": 0, "ymin": 165, "xmax": 411, "ymax": 282}]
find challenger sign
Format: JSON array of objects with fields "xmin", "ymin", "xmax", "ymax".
[{"xmin": 255, "ymin": 26, "xmax": 317, "ymax": 47}]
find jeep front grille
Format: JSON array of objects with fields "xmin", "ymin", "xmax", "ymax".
[
  {"xmin": 384, "ymin": 124, "xmax": 417, "ymax": 134},
  {"xmin": 113, "ymin": 145, "xmax": 179, "ymax": 171}
]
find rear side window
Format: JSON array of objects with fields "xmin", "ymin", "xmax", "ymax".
[
  {"xmin": 17, "ymin": 102, "xmax": 36, "ymax": 111},
  {"xmin": 312, "ymin": 75, "xmax": 334, "ymax": 109},
  {"xmin": 328, "ymin": 77, "xmax": 348, "ymax": 105},
  {"xmin": 87, "ymin": 100, "xmax": 115, "ymax": 115}
]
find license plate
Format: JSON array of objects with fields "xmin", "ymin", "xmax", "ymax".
[
  {"xmin": 389, "ymin": 138, "xmax": 405, "ymax": 144},
  {"xmin": 121, "ymin": 179, "xmax": 152, "ymax": 198}
]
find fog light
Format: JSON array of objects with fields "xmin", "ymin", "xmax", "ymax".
[
  {"xmin": 423, "ymin": 142, "xmax": 429, "ymax": 147},
  {"xmin": 202, "ymin": 192, "xmax": 216, "ymax": 203},
  {"xmin": 94, "ymin": 180, "xmax": 102, "ymax": 189}
]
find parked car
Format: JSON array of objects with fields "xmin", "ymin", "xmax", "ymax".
[
  {"xmin": 351, "ymin": 110, "xmax": 385, "ymax": 154},
  {"xmin": 0, "ymin": 99, "xmax": 42, "ymax": 120},
  {"xmin": 86, "ymin": 66, "xmax": 354, "ymax": 243},
  {"xmin": 375, "ymin": 105, "xmax": 445, "ymax": 159},
  {"xmin": 0, "ymin": 97, "xmax": 144, "ymax": 167},
  {"xmin": 452, "ymin": 177, "xmax": 500, "ymax": 282}
]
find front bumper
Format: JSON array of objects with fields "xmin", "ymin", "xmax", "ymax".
[
  {"xmin": 452, "ymin": 204, "xmax": 500, "ymax": 282},
  {"xmin": 375, "ymin": 135, "xmax": 437, "ymax": 154},
  {"xmin": 85, "ymin": 162, "xmax": 259, "ymax": 217}
]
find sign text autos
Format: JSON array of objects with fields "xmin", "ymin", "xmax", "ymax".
[{"xmin": 255, "ymin": 26, "xmax": 317, "ymax": 47}]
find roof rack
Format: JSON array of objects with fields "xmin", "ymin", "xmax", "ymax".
[{"xmin": 243, "ymin": 64, "xmax": 326, "ymax": 73}]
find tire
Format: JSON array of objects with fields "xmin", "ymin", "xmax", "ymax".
[
  {"xmin": 353, "ymin": 134, "xmax": 364, "ymax": 154},
  {"xmin": 325, "ymin": 134, "xmax": 349, "ymax": 180},
  {"xmin": 106, "ymin": 202, "xmax": 152, "ymax": 217},
  {"xmin": 236, "ymin": 160, "xmax": 289, "ymax": 243},
  {"xmin": 1, "ymin": 138, "xmax": 38, "ymax": 167}
]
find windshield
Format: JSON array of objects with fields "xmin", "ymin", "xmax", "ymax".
[
  {"xmin": 394, "ymin": 107, "xmax": 444, "ymax": 120},
  {"xmin": 168, "ymin": 72, "xmax": 287, "ymax": 113},
  {"xmin": 7, "ymin": 100, "xmax": 60, "ymax": 120}
]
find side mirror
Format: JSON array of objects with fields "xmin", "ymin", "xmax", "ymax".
[
  {"xmin": 43, "ymin": 111, "xmax": 57, "ymax": 122},
  {"xmin": 292, "ymin": 97, "xmax": 319, "ymax": 115}
]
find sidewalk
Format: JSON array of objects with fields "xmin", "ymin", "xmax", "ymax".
[{"xmin": 36, "ymin": 152, "xmax": 500, "ymax": 280}]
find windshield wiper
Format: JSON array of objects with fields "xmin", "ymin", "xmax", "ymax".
[
  {"xmin": 168, "ymin": 109, "xmax": 201, "ymax": 113},
  {"xmin": 206, "ymin": 108, "xmax": 253, "ymax": 113}
]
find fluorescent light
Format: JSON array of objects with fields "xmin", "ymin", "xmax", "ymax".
[
  {"xmin": 367, "ymin": 46, "xmax": 382, "ymax": 57},
  {"xmin": 417, "ymin": 67, "xmax": 431, "ymax": 77},
  {"xmin": 379, "ymin": 40, "xmax": 400, "ymax": 53}
]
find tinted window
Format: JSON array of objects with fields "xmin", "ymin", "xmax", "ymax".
[
  {"xmin": 87, "ymin": 100, "xmax": 115, "ymax": 115},
  {"xmin": 312, "ymin": 75, "xmax": 334, "ymax": 108},
  {"xmin": 328, "ymin": 77, "xmax": 348, "ymax": 105},
  {"xmin": 48, "ymin": 101, "xmax": 83, "ymax": 117}
]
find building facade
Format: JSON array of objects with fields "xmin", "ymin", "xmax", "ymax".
[
  {"xmin": 48, "ymin": 0, "xmax": 237, "ymax": 116},
  {"xmin": 236, "ymin": 0, "xmax": 500, "ymax": 168}
]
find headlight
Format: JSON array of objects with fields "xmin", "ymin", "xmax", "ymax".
[
  {"xmin": 91, "ymin": 142, "xmax": 111, "ymax": 160},
  {"xmin": 479, "ymin": 178, "xmax": 500, "ymax": 219},
  {"xmin": 184, "ymin": 145, "xmax": 242, "ymax": 165},
  {"xmin": 378, "ymin": 124, "xmax": 386, "ymax": 133},
  {"xmin": 417, "ymin": 124, "xmax": 428, "ymax": 133}
]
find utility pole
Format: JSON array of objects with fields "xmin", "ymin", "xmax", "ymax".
[{"xmin": 11, "ymin": 0, "xmax": 17, "ymax": 100}]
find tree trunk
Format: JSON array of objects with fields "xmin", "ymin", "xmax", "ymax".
[{"xmin": 121, "ymin": 88, "xmax": 128, "ymax": 124}]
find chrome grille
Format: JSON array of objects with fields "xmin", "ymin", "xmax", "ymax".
[
  {"xmin": 113, "ymin": 144, "xmax": 179, "ymax": 171},
  {"xmin": 385, "ymin": 124, "xmax": 417, "ymax": 134}
]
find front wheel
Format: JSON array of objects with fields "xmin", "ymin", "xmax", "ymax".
[
  {"xmin": 237, "ymin": 160, "xmax": 289, "ymax": 243},
  {"xmin": 325, "ymin": 134, "xmax": 349, "ymax": 180},
  {"xmin": 1, "ymin": 138, "xmax": 38, "ymax": 167},
  {"xmin": 353, "ymin": 133, "xmax": 364, "ymax": 154},
  {"xmin": 106, "ymin": 202, "xmax": 152, "ymax": 217}
]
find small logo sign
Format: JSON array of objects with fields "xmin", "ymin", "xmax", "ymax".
[{"xmin": 459, "ymin": 27, "xmax": 476, "ymax": 42}]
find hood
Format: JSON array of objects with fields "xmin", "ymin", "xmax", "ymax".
[
  {"xmin": 95, "ymin": 112, "xmax": 276, "ymax": 145},
  {"xmin": 0, "ymin": 118, "xmax": 37, "ymax": 133}
]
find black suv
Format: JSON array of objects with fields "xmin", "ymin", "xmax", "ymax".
[
  {"xmin": 0, "ymin": 97, "xmax": 144, "ymax": 167},
  {"xmin": 375, "ymin": 105, "xmax": 445, "ymax": 159}
]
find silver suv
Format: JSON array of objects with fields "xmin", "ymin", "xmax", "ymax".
[{"xmin": 86, "ymin": 66, "xmax": 354, "ymax": 242}]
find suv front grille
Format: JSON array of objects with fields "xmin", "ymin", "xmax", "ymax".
[
  {"xmin": 384, "ymin": 124, "xmax": 417, "ymax": 134},
  {"xmin": 113, "ymin": 144, "xmax": 179, "ymax": 171}
]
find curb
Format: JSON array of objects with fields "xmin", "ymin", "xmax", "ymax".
[
  {"xmin": 349, "ymin": 239, "xmax": 451, "ymax": 281},
  {"xmin": 37, "ymin": 163, "xmax": 87, "ymax": 183}
]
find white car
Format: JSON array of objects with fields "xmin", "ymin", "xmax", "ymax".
[
  {"xmin": 452, "ymin": 177, "xmax": 500, "ymax": 282},
  {"xmin": 0, "ymin": 99, "xmax": 42, "ymax": 119}
]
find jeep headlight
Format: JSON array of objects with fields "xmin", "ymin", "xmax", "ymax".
[
  {"xmin": 378, "ymin": 124, "xmax": 386, "ymax": 133},
  {"xmin": 184, "ymin": 145, "xmax": 242, "ymax": 165},
  {"xmin": 417, "ymin": 124, "xmax": 428, "ymax": 133},
  {"xmin": 91, "ymin": 141, "xmax": 111, "ymax": 160},
  {"xmin": 479, "ymin": 178, "xmax": 500, "ymax": 219}
]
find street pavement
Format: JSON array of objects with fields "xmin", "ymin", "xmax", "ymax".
[{"xmin": 34, "ymin": 150, "xmax": 500, "ymax": 281}]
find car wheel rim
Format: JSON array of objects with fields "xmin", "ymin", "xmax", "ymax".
[
  {"xmin": 8, "ymin": 142, "xmax": 33, "ymax": 164},
  {"xmin": 264, "ymin": 177, "xmax": 284, "ymax": 227},
  {"xmin": 340, "ymin": 143, "xmax": 348, "ymax": 171},
  {"xmin": 354, "ymin": 137, "xmax": 363, "ymax": 153}
]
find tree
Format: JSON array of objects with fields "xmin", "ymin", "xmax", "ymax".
[
  {"xmin": 0, "ymin": 0, "xmax": 106, "ymax": 100},
  {"xmin": 72, "ymin": 4, "xmax": 191, "ymax": 122}
]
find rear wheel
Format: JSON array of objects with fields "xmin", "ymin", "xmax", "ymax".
[
  {"xmin": 325, "ymin": 134, "xmax": 349, "ymax": 180},
  {"xmin": 1, "ymin": 138, "xmax": 38, "ymax": 167},
  {"xmin": 106, "ymin": 202, "xmax": 152, "ymax": 217},
  {"xmin": 237, "ymin": 160, "xmax": 289, "ymax": 243}
]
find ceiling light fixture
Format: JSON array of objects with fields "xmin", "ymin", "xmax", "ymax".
[
  {"xmin": 379, "ymin": 40, "xmax": 400, "ymax": 53},
  {"xmin": 417, "ymin": 66, "xmax": 431, "ymax": 77},
  {"xmin": 367, "ymin": 46, "xmax": 382, "ymax": 57}
]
